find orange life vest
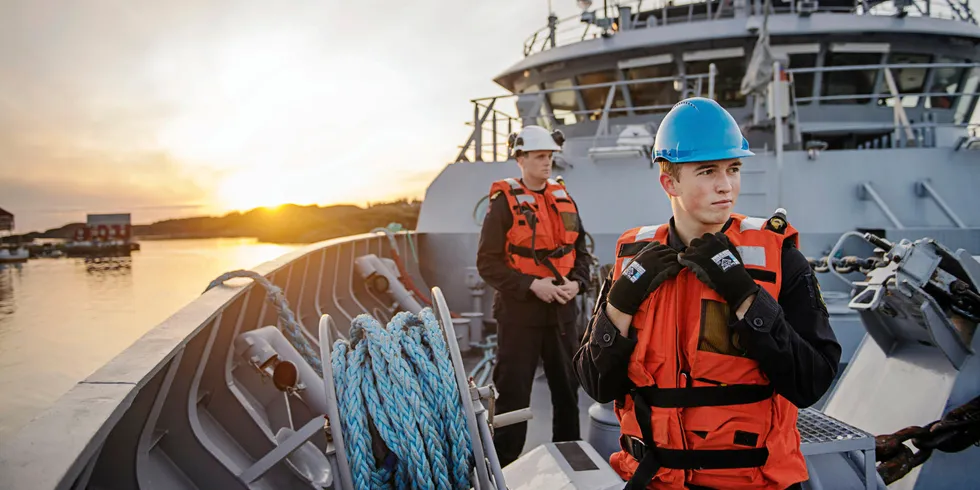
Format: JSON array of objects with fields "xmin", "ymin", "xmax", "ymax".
[
  {"xmin": 609, "ymin": 213, "xmax": 807, "ymax": 490},
  {"xmin": 489, "ymin": 178, "xmax": 579, "ymax": 281}
]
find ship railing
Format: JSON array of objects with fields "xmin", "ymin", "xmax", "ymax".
[
  {"xmin": 787, "ymin": 61, "xmax": 980, "ymax": 103},
  {"xmin": 455, "ymin": 68, "xmax": 716, "ymax": 163},
  {"xmin": 836, "ymin": 121, "xmax": 980, "ymax": 149},
  {"xmin": 524, "ymin": 0, "xmax": 976, "ymax": 56},
  {"xmin": 788, "ymin": 0, "xmax": 974, "ymax": 21},
  {"xmin": 783, "ymin": 61, "xmax": 980, "ymax": 149}
]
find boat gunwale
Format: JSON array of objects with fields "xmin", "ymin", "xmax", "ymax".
[{"xmin": 0, "ymin": 231, "xmax": 413, "ymax": 490}]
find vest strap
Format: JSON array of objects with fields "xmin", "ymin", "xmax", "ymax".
[
  {"xmin": 623, "ymin": 436, "xmax": 770, "ymax": 470},
  {"xmin": 623, "ymin": 388, "xmax": 770, "ymax": 489},
  {"xmin": 747, "ymin": 268, "xmax": 777, "ymax": 284},
  {"xmin": 507, "ymin": 244, "xmax": 573, "ymax": 282},
  {"xmin": 508, "ymin": 244, "xmax": 574, "ymax": 260},
  {"xmin": 624, "ymin": 388, "xmax": 661, "ymax": 490},
  {"xmin": 633, "ymin": 384, "xmax": 774, "ymax": 408},
  {"xmin": 618, "ymin": 241, "xmax": 655, "ymax": 258}
]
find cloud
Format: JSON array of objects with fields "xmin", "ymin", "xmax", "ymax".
[{"xmin": 0, "ymin": 0, "xmax": 579, "ymax": 232}]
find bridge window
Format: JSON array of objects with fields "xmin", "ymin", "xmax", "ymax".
[
  {"xmin": 684, "ymin": 54, "xmax": 747, "ymax": 106},
  {"xmin": 545, "ymin": 78, "xmax": 579, "ymax": 125},
  {"xmin": 625, "ymin": 61, "xmax": 678, "ymax": 114},
  {"xmin": 954, "ymin": 67, "xmax": 979, "ymax": 125},
  {"xmin": 577, "ymin": 70, "xmax": 628, "ymax": 120},
  {"xmin": 822, "ymin": 52, "xmax": 881, "ymax": 104},
  {"xmin": 787, "ymin": 53, "xmax": 818, "ymax": 104},
  {"xmin": 927, "ymin": 57, "xmax": 968, "ymax": 110},
  {"xmin": 880, "ymin": 53, "xmax": 930, "ymax": 108}
]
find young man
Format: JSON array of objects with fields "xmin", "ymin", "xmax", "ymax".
[
  {"xmin": 573, "ymin": 98, "xmax": 841, "ymax": 490},
  {"xmin": 477, "ymin": 125, "xmax": 592, "ymax": 467}
]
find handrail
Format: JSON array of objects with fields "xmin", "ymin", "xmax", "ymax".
[
  {"xmin": 522, "ymin": 0, "xmax": 976, "ymax": 55},
  {"xmin": 471, "ymin": 72, "xmax": 709, "ymax": 103},
  {"xmin": 787, "ymin": 61, "xmax": 980, "ymax": 105},
  {"xmin": 457, "ymin": 69, "xmax": 717, "ymax": 162},
  {"xmin": 788, "ymin": 62, "xmax": 979, "ymax": 75},
  {"xmin": 457, "ymin": 59, "xmax": 979, "ymax": 161},
  {"xmin": 796, "ymin": 91, "xmax": 980, "ymax": 103},
  {"xmin": 523, "ymin": 1, "xmax": 647, "ymax": 56}
]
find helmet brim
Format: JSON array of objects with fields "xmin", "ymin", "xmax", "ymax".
[
  {"xmin": 656, "ymin": 147, "xmax": 755, "ymax": 164},
  {"xmin": 516, "ymin": 143, "xmax": 562, "ymax": 153}
]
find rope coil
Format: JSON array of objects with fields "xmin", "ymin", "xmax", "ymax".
[{"xmin": 332, "ymin": 309, "xmax": 474, "ymax": 489}]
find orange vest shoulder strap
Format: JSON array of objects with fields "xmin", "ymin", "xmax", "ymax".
[
  {"xmin": 612, "ymin": 224, "xmax": 668, "ymax": 281},
  {"xmin": 545, "ymin": 179, "xmax": 572, "ymax": 201},
  {"xmin": 730, "ymin": 212, "xmax": 800, "ymax": 248},
  {"xmin": 490, "ymin": 178, "xmax": 537, "ymax": 210}
]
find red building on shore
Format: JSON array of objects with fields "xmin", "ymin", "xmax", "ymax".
[{"xmin": 72, "ymin": 214, "xmax": 133, "ymax": 243}]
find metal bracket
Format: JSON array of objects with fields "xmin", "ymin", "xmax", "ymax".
[
  {"xmin": 239, "ymin": 415, "xmax": 327, "ymax": 484},
  {"xmin": 857, "ymin": 182, "xmax": 905, "ymax": 229},
  {"xmin": 914, "ymin": 180, "xmax": 967, "ymax": 229}
]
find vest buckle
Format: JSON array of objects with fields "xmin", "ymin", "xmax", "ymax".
[{"xmin": 621, "ymin": 434, "xmax": 647, "ymax": 462}]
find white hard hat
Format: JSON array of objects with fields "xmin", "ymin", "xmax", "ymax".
[{"xmin": 508, "ymin": 125, "xmax": 565, "ymax": 155}]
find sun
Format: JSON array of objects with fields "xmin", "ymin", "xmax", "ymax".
[{"xmin": 216, "ymin": 171, "xmax": 293, "ymax": 211}]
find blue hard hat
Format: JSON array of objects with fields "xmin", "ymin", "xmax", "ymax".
[{"xmin": 653, "ymin": 97, "xmax": 754, "ymax": 164}]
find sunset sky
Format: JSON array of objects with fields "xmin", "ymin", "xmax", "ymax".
[
  {"xmin": 2, "ymin": 1, "xmax": 978, "ymax": 232},
  {"xmin": 1, "ymin": 0, "xmax": 581, "ymax": 232}
]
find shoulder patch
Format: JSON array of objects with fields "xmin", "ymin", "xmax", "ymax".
[
  {"xmin": 807, "ymin": 272, "xmax": 829, "ymax": 315},
  {"xmin": 765, "ymin": 216, "xmax": 787, "ymax": 234},
  {"xmin": 765, "ymin": 208, "xmax": 789, "ymax": 234},
  {"xmin": 490, "ymin": 190, "xmax": 503, "ymax": 200}
]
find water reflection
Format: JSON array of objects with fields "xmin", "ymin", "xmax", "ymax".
[
  {"xmin": 0, "ymin": 265, "xmax": 16, "ymax": 320},
  {"xmin": 0, "ymin": 238, "xmax": 299, "ymax": 438},
  {"xmin": 82, "ymin": 257, "xmax": 133, "ymax": 275}
]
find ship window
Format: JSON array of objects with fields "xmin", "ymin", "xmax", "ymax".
[
  {"xmin": 625, "ymin": 62, "xmax": 678, "ymax": 114},
  {"xmin": 926, "ymin": 57, "xmax": 968, "ymax": 110},
  {"xmin": 954, "ymin": 67, "xmax": 979, "ymax": 125},
  {"xmin": 821, "ymin": 52, "xmax": 880, "ymax": 104},
  {"xmin": 685, "ymin": 56, "xmax": 747, "ymax": 106},
  {"xmin": 787, "ymin": 53, "xmax": 817, "ymax": 104},
  {"xmin": 517, "ymin": 85, "xmax": 552, "ymax": 128},
  {"xmin": 879, "ymin": 53, "xmax": 930, "ymax": 108},
  {"xmin": 577, "ymin": 70, "xmax": 628, "ymax": 120},
  {"xmin": 545, "ymin": 78, "xmax": 579, "ymax": 125}
]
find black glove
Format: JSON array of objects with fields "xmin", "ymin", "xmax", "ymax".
[
  {"xmin": 607, "ymin": 241, "xmax": 682, "ymax": 315},
  {"xmin": 677, "ymin": 232, "xmax": 759, "ymax": 307}
]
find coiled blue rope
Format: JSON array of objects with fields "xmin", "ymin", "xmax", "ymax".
[
  {"xmin": 205, "ymin": 270, "xmax": 322, "ymax": 377},
  {"xmin": 332, "ymin": 308, "xmax": 474, "ymax": 490}
]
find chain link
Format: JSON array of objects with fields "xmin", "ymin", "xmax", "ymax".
[
  {"xmin": 806, "ymin": 255, "xmax": 881, "ymax": 274},
  {"xmin": 875, "ymin": 396, "xmax": 980, "ymax": 484}
]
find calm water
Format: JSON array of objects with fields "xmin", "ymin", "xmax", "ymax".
[{"xmin": 0, "ymin": 238, "xmax": 299, "ymax": 438}]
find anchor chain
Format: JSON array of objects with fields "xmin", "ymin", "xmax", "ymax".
[
  {"xmin": 875, "ymin": 396, "xmax": 980, "ymax": 485},
  {"xmin": 806, "ymin": 255, "xmax": 881, "ymax": 274}
]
